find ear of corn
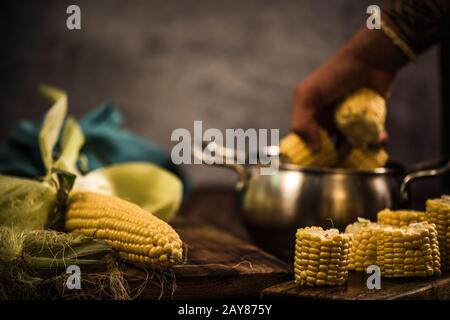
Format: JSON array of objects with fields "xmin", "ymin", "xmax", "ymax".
[
  {"xmin": 65, "ymin": 190, "xmax": 183, "ymax": 269},
  {"xmin": 378, "ymin": 209, "xmax": 426, "ymax": 227},
  {"xmin": 345, "ymin": 218, "xmax": 441, "ymax": 277},
  {"xmin": 340, "ymin": 147, "xmax": 388, "ymax": 170},
  {"xmin": 426, "ymin": 196, "xmax": 450, "ymax": 271},
  {"xmin": 335, "ymin": 88, "xmax": 386, "ymax": 147},
  {"xmin": 280, "ymin": 129, "xmax": 338, "ymax": 167},
  {"xmin": 295, "ymin": 227, "xmax": 352, "ymax": 286}
]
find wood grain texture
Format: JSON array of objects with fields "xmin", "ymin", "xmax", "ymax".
[
  {"xmin": 261, "ymin": 272, "xmax": 450, "ymax": 300},
  {"xmin": 126, "ymin": 221, "xmax": 292, "ymax": 299}
]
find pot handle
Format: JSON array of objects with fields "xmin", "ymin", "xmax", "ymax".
[
  {"xmin": 192, "ymin": 142, "xmax": 248, "ymax": 190},
  {"xmin": 400, "ymin": 159, "xmax": 450, "ymax": 202}
]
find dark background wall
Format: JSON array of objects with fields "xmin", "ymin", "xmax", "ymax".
[{"xmin": 0, "ymin": 0, "xmax": 441, "ymax": 187}]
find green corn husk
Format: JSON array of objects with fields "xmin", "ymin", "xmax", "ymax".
[
  {"xmin": 53, "ymin": 116, "xmax": 85, "ymax": 175},
  {"xmin": 75, "ymin": 162, "xmax": 183, "ymax": 222},
  {"xmin": 0, "ymin": 227, "xmax": 132, "ymax": 300},
  {"xmin": 0, "ymin": 176, "xmax": 56, "ymax": 231},
  {"xmin": 0, "ymin": 85, "xmax": 71, "ymax": 231},
  {"xmin": 38, "ymin": 84, "xmax": 68, "ymax": 179}
]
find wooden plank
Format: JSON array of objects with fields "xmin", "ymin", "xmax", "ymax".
[
  {"xmin": 125, "ymin": 222, "xmax": 292, "ymax": 299},
  {"xmin": 261, "ymin": 272, "xmax": 450, "ymax": 300}
]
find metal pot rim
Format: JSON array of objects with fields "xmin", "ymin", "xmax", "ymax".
[{"xmin": 277, "ymin": 162, "xmax": 404, "ymax": 175}]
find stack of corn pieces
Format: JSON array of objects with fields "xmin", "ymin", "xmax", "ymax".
[
  {"xmin": 344, "ymin": 218, "xmax": 380, "ymax": 272},
  {"xmin": 339, "ymin": 147, "xmax": 388, "ymax": 170},
  {"xmin": 280, "ymin": 129, "xmax": 337, "ymax": 167},
  {"xmin": 345, "ymin": 217, "xmax": 441, "ymax": 278},
  {"xmin": 65, "ymin": 190, "xmax": 183, "ymax": 269},
  {"xmin": 378, "ymin": 209, "xmax": 426, "ymax": 227},
  {"xmin": 294, "ymin": 227, "xmax": 352, "ymax": 286},
  {"xmin": 426, "ymin": 196, "xmax": 450, "ymax": 271},
  {"xmin": 376, "ymin": 222, "xmax": 441, "ymax": 278}
]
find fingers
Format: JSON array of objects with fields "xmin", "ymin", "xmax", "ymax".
[{"xmin": 290, "ymin": 86, "xmax": 323, "ymax": 151}]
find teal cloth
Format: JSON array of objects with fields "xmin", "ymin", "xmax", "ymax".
[{"xmin": 0, "ymin": 104, "xmax": 190, "ymax": 194}]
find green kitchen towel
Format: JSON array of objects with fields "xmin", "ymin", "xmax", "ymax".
[{"xmin": 0, "ymin": 104, "xmax": 190, "ymax": 194}]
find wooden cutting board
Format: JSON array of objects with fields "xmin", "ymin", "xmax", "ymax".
[
  {"xmin": 261, "ymin": 272, "xmax": 450, "ymax": 300},
  {"xmin": 125, "ymin": 221, "xmax": 292, "ymax": 299}
]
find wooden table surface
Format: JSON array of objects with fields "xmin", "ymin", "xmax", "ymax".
[
  {"xmin": 126, "ymin": 220, "xmax": 292, "ymax": 299},
  {"xmin": 261, "ymin": 272, "xmax": 450, "ymax": 300}
]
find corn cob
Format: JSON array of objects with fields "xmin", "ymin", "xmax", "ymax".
[
  {"xmin": 345, "ymin": 218, "xmax": 380, "ymax": 271},
  {"xmin": 335, "ymin": 88, "xmax": 386, "ymax": 147},
  {"xmin": 378, "ymin": 209, "xmax": 426, "ymax": 227},
  {"xmin": 65, "ymin": 190, "xmax": 183, "ymax": 269},
  {"xmin": 377, "ymin": 222, "xmax": 441, "ymax": 278},
  {"xmin": 294, "ymin": 227, "xmax": 352, "ymax": 286},
  {"xmin": 426, "ymin": 196, "xmax": 450, "ymax": 271},
  {"xmin": 340, "ymin": 147, "xmax": 388, "ymax": 170},
  {"xmin": 280, "ymin": 129, "xmax": 337, "ymax": 167},
  {"xmin": 345, "ymin": 219, "xmax": 441, "ymax": 277}
]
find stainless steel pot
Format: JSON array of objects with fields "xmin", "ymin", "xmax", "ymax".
[{"xmin": 195, "ymin": 146, "xmax": 450, "ymax": 260}]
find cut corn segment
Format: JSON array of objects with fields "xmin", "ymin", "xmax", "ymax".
[
  {"xmin": 426, "ymin": 196, "xmax": 450, "ymax": 271},
  {"xmin": 335, "ymin": 88, "xmax": 386, "ymax": 147},
  {"xmin": 65, "ymin": 190, "xmax": 183, "ymax": 269},
  {"xmin": 345, "ymin": 218, "xmax": 441, "ymax": 278},
  {"xmin": 377, "ymin": 222, "xmax": 441, "ymax": 278},
  {"xmin": 280, "ymin": 129, "xmax": 337, "ymax": 167},
  {"xmin": 340, "ymin": 148, "xmax": 388, "ymax": 170},
  {"xmin": 378, "ymin": 209, "xmax": 426, "ymax": 227},
  {"xmin": 345, "ymin": 218, "xmax": 381, "ymax": 271},
  {"xmin": 295, "ymin": 226, "xmax": 352, "ymax": 286}
]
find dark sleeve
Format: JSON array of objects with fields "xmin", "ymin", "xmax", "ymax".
[{"xmin": 381, "ymin": 0, "xmax": 450, "ymax": 57}]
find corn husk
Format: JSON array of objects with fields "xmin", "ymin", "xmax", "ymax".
[
  {"xmin": 0, "ymin": 227, "xmax": 131, "ymax": 300},
  {"xmin": 53, "ymin": 116, "xmax": 85, "ymax": 175},
  {"xmin": 0, "ymin": 176, "xmax": 56, "ymax": 231},
  {"xmin": 38, "ymin": 85, "xmax": 68, "ymax": 178},
  {"xmin": 0, "ymin": 84, "xmax": 72, "ymax": 231},
  {"xmin": 75, "ymin": 162, "xmax": 182, "ymax": 222}
]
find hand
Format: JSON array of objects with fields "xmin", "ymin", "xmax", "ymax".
[{"xmin": 291, "ymin": 27, "xmax": 408, "ymax": 150}]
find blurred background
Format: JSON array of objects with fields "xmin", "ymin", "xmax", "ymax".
[{"xmin": 0, "ymin": 0, "xmax": 442, "ymax": 189}]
